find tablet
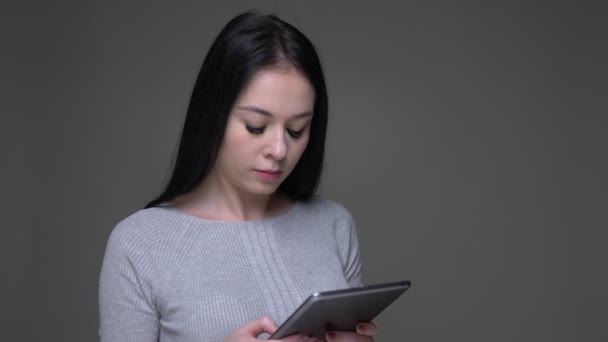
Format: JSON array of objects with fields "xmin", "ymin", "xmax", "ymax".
[{"xmin": 268, "ymin": 280, "xmax": 410, "ymax": 340}]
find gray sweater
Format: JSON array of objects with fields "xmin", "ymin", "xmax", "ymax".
[{"xmin": 99, "ymin": 196, "xmax": 363, "ymax": 342}]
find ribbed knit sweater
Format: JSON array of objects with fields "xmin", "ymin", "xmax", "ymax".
[{"xmin": 99, "ymin": 196, "xmax": 363, "ymax": 342}]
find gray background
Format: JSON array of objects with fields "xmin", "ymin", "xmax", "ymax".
[{"xmin": 2, "ymin": 1, "xmax": 607, "ymax": 341}]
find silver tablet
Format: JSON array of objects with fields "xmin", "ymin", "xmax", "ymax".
[{"xmin": 268, "ymin": 280, "xmax": 411, "ymax": 340}]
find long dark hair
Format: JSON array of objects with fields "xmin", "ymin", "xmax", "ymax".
[{"xmin": 145, "ymin": 12, "xmax": 328, "ymax": 208}]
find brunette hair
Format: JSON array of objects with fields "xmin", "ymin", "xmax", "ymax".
[{"xmin": 146, "ymin": 11, "xmax": 328, "ymax": 208}]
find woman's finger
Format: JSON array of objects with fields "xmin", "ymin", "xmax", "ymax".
[
  {"xmin": 355, "ymin": 322, "xmax": 378, "ymax": 336},
  {"xmin": 276, "ymin": 334, "xmax": 321, "ymax": 342},
  {"xmin": 240, "ymin": 316, "xmax": 278, "ymax": 336},
  {"xmin": 325, "ymin": 330, "xmax": 373, "ymax": 341}
]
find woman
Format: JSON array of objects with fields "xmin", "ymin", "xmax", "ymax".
[{"xmin": 99, "ymin": 11, "xmax": 377, "ymax": 342}]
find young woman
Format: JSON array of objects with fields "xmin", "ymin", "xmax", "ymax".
[{"xmin": 99, "ymin": 12, "xmax": 377, "ymax": 342}]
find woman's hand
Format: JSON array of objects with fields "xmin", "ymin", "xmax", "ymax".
[
  {"xmin": 224, "ymin": 316, "xmax": 321, "ymax": 342},
  {"xmin": 325, "ymin": 322, "xmax": 378, "ymax": 342}
]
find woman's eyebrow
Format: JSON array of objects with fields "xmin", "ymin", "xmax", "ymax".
[{"xmin": 235, "ymin": 105, "xmax": 313, "ymax": 118}]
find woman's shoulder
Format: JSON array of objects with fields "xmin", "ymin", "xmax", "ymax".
[
  {"xmin": 298, "ymin": 195, "xmax": 355, "ymax": 222},
  {"xmin": 112, "ymin": 206, "xmax": 173, "ymax": 233},
  {"xmin": 106, "ymin": 206, "xmax": 187, "ymax": 253}
]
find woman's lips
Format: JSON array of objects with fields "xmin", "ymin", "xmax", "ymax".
[{"xmin": 254, "ymin": 169, "xmax": 282, "ymax": 181}]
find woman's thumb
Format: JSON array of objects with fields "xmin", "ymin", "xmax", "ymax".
[{"xmin": 241, "ymin": 316, "xmax": 278, "ymax": 336}]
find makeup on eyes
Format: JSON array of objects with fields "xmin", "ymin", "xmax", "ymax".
[
  {"xmin": 245, "ymin": 124, "xmax": 307, "ymax": 139},
  {"xmin": 236, "ymin": 104, "xmax": 311, "ymax": 139},
  {"xmin": 245, "ymin": 125, "xmax": 265, "ymax": 134}
]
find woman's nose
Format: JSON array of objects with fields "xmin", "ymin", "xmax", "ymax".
[{"xmin": 264, "ymin": 129, "xmax": 287, "ymax": 160}]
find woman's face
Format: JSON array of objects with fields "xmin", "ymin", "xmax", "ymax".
[{"xmin": 212, "ymin": 66, "xmax": 315, "ymax": 197}]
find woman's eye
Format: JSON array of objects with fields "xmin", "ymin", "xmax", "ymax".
[
  {"xmin": 287, "ymin": 128, "xmax": 304, "ymax": 139},
  {"xmin": 246, "ymin": 125, "xmax": 265, "ymax": 134}
]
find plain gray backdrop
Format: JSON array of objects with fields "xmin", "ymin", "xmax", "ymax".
[{"xmin": 2, "ymin": 1, "xmax": 607, "ymax": 341}]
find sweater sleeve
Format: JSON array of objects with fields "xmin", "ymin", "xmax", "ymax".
[
  {"xmin": 99, "ymin": 222, "xmax": 159, "ymax": 342},
  {"xmin": 333, "ymin": 205, "xmax": 363, "ymax": 287}
]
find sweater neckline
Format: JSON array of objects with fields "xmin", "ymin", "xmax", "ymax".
[{"xmin": 158, "ymin": 200, "xmax": 303, "ymax": 225}]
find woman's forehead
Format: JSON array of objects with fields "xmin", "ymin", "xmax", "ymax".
[{"xmin": 235, "ymin": 67, "xmax": 315, "ymax": 115}]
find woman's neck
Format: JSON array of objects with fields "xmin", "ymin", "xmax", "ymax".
[{"xmin": 169, "ymin": 174, "xmax": 291, "ymax": 221}]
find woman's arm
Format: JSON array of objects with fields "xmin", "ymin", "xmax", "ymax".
[{"xmin": 99, "ymin": 226, "xmax": 159, "ymax": 342}]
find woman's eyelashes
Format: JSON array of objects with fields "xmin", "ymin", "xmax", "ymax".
[
  {"xmin": 287, "ymin": 128, "xmax": 304, "ymax": 139},
  {"xmin": 245, "ymin": 125, "xmax": 265, "ymax": 134},
  {"xmin": 245, "ymin": 125, "xmax": 305, "ymax": 139}
]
